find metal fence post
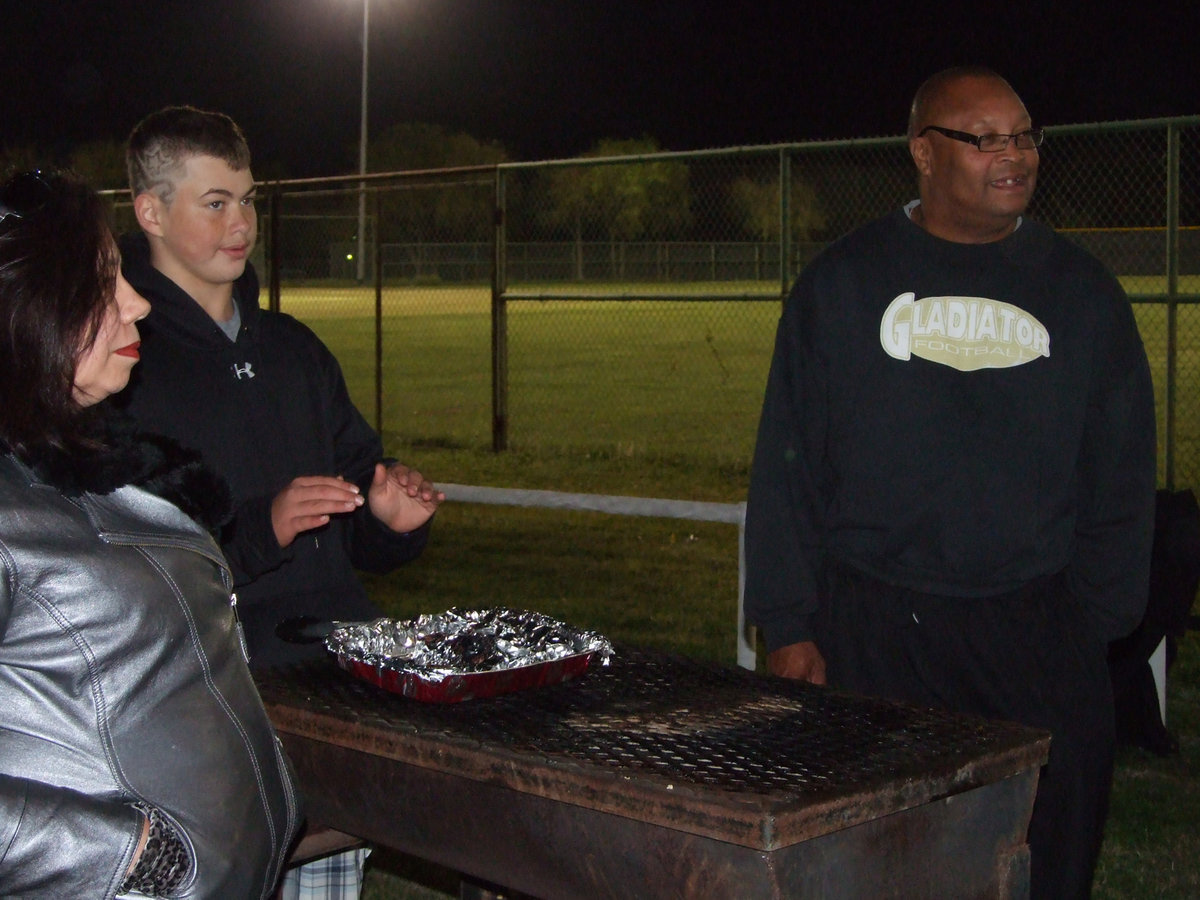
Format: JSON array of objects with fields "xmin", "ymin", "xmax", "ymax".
[
  {"xmin": 267, "ymin": 186, "xmax": 281, "ymax": 314},
  {"xmin": 1165, "ymin": 123, "xmax": 1181, "ymax": 489},
  {"xmin": 492, "ymin": 167, "xmax": 509, "ymax": 452},
  {"xmin": 373, "ymin": 188, "xmax": 383, "ymax": 437},
  {"xmin": 779, "ymin": 148, "xmax": 792, "ymax": 299}
]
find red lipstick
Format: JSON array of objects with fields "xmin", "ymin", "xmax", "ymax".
[{"xmin": 115, "ymin": 342, "xmax": 141, "ymax": 359}]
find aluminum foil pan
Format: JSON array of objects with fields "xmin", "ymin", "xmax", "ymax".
[{"xmin": 326, "ymin": 608, "xmax": 614, "ymax": 703}]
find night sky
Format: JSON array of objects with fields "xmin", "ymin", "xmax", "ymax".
[{"xmin": 3, "ymin": 0, "xmax": 1197, "ymax": 182}]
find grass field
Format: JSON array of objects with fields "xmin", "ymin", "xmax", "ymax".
[
  {"xmin": 276, "ymin": 280, "xmax": 1200, "ymax": 491},
  {"xmin": 279, "ymin": 284, "xmax": 781, "ymax": 492},
  {"xmin": 266, "ymin": 282, "xmax": 1200, "ymax": 898}
]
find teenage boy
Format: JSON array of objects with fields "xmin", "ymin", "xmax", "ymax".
[{"xmin": 118, "ymin": 105, "xmax": 443, "ymax": 899}]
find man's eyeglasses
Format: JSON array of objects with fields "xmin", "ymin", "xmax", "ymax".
[
  {"xmin": 0, "ymin": 171, "xmax": 55, "ymax": 228},
  {"xmin": 918, "ymin": 126, "xmax": 1045, "ymax": 153}
]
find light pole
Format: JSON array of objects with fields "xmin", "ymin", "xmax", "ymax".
[{"xmin": 356, "ymin": 0, "xmax": 369, "ymax": 282}]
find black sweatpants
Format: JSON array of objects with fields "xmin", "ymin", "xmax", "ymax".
[{"xmin": 817, "ymin": 564, "xmax": 1116, "ymax": 900}]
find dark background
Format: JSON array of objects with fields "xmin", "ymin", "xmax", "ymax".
[{"xmin": 3, "ymin": 0, "xmax": 1197, "ymax": 179}]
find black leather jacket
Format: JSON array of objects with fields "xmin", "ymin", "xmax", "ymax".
[{"xmin": 0, "ymin": 452, "xmax": 303, "ymax": 898}]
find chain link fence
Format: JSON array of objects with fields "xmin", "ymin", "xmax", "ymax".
[{"xmin": 250, "ymin": 117, "xmax": 1199, "ymax": 490}]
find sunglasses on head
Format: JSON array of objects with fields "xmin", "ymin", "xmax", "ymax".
[{"xmin": 0, "ymin": 171, "xmax": 56, "ymax": 229}]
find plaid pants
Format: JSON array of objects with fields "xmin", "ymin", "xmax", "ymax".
[{"xmin": 277, "ymin": 848, "xmax": 371, "ymax": 900}]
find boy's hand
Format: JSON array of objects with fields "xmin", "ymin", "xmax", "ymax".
[
  {"xmin": 367, "ymin": 462, "xmax": 444, "ymax": 533},
  {"xmin": 271, "ymin": 476, "xmax": 364, "ymax": 548}
]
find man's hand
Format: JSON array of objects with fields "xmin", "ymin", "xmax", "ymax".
[
  {"xmin": 767, "ymin": 640, "xmax": 827, "ymax": 684},
  {"xmin": 271, "ymin": 476, "xmax": 364, "ymax": 548},
  {"xmin": 367, "ymin": 462, "xmax": 445, "ymax": 534}
]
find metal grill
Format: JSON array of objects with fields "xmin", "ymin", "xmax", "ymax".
[{"xmin": 257, "ymin": 646, "xmax": 1043, "ymax": 799}]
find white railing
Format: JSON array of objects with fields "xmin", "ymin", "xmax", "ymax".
[{"xmin": 439, "ymin": 483, "xmax": 755, "ymax": 669}]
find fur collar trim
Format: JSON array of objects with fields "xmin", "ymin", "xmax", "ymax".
[{"xmin": 15, "ymin": 409, "xmax": 232, "ymax": 532}]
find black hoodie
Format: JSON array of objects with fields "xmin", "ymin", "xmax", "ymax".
[
  {"xmin": 744, "ymin": 209, "xmax": 1157, "ymax": 652},
  {"xmin": 117, "ymin": 232, "xmax": 429, "ymax": 667}
]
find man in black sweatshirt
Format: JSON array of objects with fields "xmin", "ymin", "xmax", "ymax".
[{"xmin": 745, "ymin": 68, "xmax": 1156, "ymax": 899}]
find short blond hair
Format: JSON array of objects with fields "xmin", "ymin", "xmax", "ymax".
[{"xmin": 126, "ymin": 106, "xmax": 251, "ymax": 203}]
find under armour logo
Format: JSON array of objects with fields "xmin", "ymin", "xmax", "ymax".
[{"xmin": 233, "ymin": 361, "xmax": 256, "ymax": 380}]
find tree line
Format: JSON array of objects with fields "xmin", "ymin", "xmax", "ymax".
[
  {"xmin": 1, "ymin": 123, "xmax": 833, "ymax": 246},
  {"xmin": 4, "ymin": 122, "xmax": 1189, "ymax": 246}
]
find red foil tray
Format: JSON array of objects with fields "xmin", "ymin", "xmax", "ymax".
[{"xmin": 335, "ymin": 649, "xmax": 600, "ymax": 703}]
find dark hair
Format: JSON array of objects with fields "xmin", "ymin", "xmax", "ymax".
[
  {"xmin": 907, "ymin": 66, "xmax": 1015, "ymax": 139},
  {"xmin": 127, "ymin": 106, "xmax": 252, "ymax": 202},
  {"xmin": 0, "ymin": 168, "xmax": 118, "ymax": 453}
]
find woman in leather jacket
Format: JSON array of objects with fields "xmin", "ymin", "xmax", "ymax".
[{"xmin": 0, "ymin": 169, "xmax": 302, "ymax": 898}]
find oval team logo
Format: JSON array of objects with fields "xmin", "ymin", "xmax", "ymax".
[{"xmin": 880, "ymin": 292, "xmax": 1050, "ymax": 371}]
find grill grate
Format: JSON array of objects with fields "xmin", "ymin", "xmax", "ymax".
[{"xmin": 257, "ymin": 645, "xmax": 1042, "ymax": 798}]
